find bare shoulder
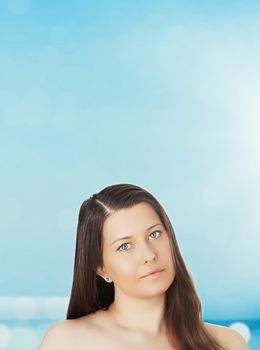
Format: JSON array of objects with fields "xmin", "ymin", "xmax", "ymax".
[
  {"xmin": 38, "ymin": 317, "xmax": 93, "ymax": 350},
  {"xmin": 204, "ymin": 322, "xmax": 249, "ymax": 350},
  {"xmin": 38, "ymin": 320, "xmax": 80, "ymax": 350}
]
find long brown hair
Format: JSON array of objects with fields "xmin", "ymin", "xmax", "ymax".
[{"xmin": 67, "ymin": 183, "xmax": 226, "ymax": 350}]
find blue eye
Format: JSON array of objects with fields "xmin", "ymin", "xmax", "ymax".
[{"xmin": 117, "ymin": 230, "xmax": 162, "ymax": 252}]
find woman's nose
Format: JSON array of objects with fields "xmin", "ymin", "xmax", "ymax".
[{"xmin": 140, "ymin": 241, "xmax": 157, "ymax": 262}]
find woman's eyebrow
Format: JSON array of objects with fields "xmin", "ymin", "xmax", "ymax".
[{"xmin": 111, "ymin": 223, "xmax": 163, "ymax": 246}]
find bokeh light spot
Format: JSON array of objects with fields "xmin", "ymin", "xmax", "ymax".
[
  {"xmin": 0, "ymin": 325, "xmax": 11, "ymax": 349},
  {"xmin": 9, "ymin": 327, "xmax": 38, "ymax": 350},
  {"xmin": 229, "ymin": 321, "xmax": 251, "ymax": 343},
  {"xmin": 13, "ymin": 297, "xmax": 37, "ymax": 320}
]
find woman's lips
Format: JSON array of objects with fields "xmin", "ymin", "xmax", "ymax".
[{"xmin": 142, "ymin": 269, "xmax": 164, "ymax": 278}]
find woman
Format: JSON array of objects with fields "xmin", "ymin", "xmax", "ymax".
[{"xmin": 39, "ymin": 183, "xmax": 248, "ymax": 350}]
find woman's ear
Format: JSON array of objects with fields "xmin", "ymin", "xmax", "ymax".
[
  {"xmin": 96, "ymin": 265, "xmax": 113, "ymax": 283},
  {"xmin": 96, "ymin": 265, "xmax": 108, "ymax": 280}
]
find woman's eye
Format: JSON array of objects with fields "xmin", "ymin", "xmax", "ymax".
[
  {"xmin": 117, "ymin": 230, "xmax": 162, "ymax": 252},
  {"xmin": 149, "ymin": 230, "xmax": 161, "ymax": 240},
  {"xmin": 117, "ymin": 242, "xmax": 130, "ymax": 252}
]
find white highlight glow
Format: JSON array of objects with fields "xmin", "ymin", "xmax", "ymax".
[
  {"xmin": 229, "ymin": 322, "xmax": 251, "ymax": 343},
  {"xmin": 0, "ymin": 297, "xmax": 69, "ymax": 320},
  {"xmin": 43, "ymin": 297, "xmax": 69, "ymax": 320},
  {"xmin": 12, "ymin": 297, "xmax": 37, "ymax": 320},
  {"xmin": 0, "ymin": 325, "xmax": 11, "ymax": 349}
]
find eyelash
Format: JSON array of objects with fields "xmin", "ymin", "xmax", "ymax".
[{"xmin": 116, "ymin": 230, "xmax": 162, "ymax": 252}]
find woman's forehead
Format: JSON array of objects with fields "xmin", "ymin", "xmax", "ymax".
[
  {"xmin": 102, "ymin": 203, "xmax": 161, "ymax": 242},
  {"xmin": 104, "ymin": 203, "xmax": 159, "ymax": 228}
]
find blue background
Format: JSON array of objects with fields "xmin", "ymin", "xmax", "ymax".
[{"xmin": 0, "ymin": 0, "xmax": 259, "ymax": 349}]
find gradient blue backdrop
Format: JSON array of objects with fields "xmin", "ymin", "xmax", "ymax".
[{"xmin": 0, "ymin": 1, "xmax": 259, "ymax": 349}]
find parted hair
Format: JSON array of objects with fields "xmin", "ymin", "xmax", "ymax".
[{"xmin": 67, "ymin": 183, "xmax": 226, "ymax": 350}]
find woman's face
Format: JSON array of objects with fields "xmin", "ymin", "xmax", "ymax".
[{"xmin": 96, "ymin": 202, "xmax": 176, "ymax": 299}]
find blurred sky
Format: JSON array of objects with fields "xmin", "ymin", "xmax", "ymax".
[{"xmin": 0, "ymin": 0, "xmax": 259, "ymax": 319}]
